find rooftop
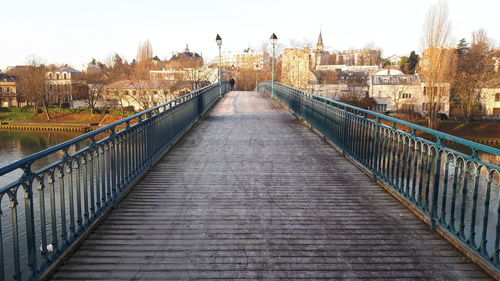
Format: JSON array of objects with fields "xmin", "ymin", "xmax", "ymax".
[{"xmin": 0, "ymin": 73, "xmax": 16, "ymax": 82}]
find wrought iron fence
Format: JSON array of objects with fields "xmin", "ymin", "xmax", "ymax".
[
  {"xmin": 0, "ymin": 82, "xmax": 229, "ymax": 281},
  {"xmin": 257, "ymin": 81, "xmax": 500, "ymax": 271}
]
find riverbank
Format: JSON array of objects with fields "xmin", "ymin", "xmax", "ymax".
[
  {"xmin": 0, "ymin": 107, "xmax": 133, "ymax": 132},
  {"xmin": 415, "ymin": 120, "xmax": 500, "ymax": 148}
]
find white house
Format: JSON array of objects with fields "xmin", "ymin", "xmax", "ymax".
[{"xmin": 480, "ymin": 78, "xmax": 500, "ymax": 116}]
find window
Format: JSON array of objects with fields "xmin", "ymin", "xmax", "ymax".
[
  {"xmin": 0, "ymin": 87, "xmax": 3, "ymax": 93},
  {"xmin": 401, "ymin": 104, "xmax": 415, "ymax": 111},
  {"xmin": 48, "ymin": 73, "xmax": 52, "ymax": 79},
  {"xmin": 6, "ymin": 87, "xmax": 10, "ymax": 93},
  {"xmin": 373, "ymin": 104, "xmax": 387, "ymax": 112},
  {"xmin": 56, "ymin": 73, "xmax": 60, "ymax": 80},
  {"xmin": 402, "ymin": 93, "xmax": 412, "ymax": 99},
  {"xmin": 422, "ymin": 102, "xmax": 444, "ymax": 112},
  {"xmin": 63, "ymin": 73, "xmax": 67, "ymax": 80},
  {"xmin": 496, "ymin": 93, "xmax": 500, "ymax": 102}
]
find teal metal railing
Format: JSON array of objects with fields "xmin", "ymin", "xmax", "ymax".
[
  {"xmin": 0, "ymin": 82, "xmax": 230, "ymax": 281},
  {"xmin": 257, "ymin": 81, "xmax": 500, "ymax": 271}
]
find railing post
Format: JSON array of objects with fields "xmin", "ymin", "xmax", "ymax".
[{"xmin": 21, "ymin": 164, "xmax": 38, "ymax": 279}]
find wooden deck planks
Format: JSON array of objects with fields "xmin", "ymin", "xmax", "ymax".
[{"xmin": 50, "ymin": 91, "xmax": 493, "ymax": 280}]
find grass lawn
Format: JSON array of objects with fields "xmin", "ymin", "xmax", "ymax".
[
  {"xmin": 0, "ymin": 107, "xmax": 135, "ymax": 125},
  {"xmin": 0, "ymin": 109, "xmax": 37, "ymax": 122}
]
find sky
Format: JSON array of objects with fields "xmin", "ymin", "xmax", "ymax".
[{"xmin": 1, "ymin": 0, "xmax": 499, "ymax": 70}]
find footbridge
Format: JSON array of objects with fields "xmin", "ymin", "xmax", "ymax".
[{"xmin": 0, "ymin": 82, "xmax": 499, "ymax": 280}]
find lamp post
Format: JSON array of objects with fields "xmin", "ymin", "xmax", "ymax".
[
  {"xmin": 270, "ymin": 33, "xmax": 278, "ymax": 98},
  {"xmin": 216, "ymin": 34, "xmax": 222, "ymax": 97}
]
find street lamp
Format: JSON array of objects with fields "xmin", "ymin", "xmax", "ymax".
[
  {"xmin": 216, "ymin": 34, "xmax": 222, "ymax": 97},
  {"xmin": 270, "ymin": 33, "xmax": 278, "ymax": 98}
]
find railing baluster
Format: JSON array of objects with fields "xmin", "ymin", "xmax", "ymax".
[
  {"xmin": 423, "ymin": 147, "xmax": 433, "ymax": 212},
  {"xmin": 75, "ymin": 158, "xmax": 83, "ymax": 233},
  {"xmin": 430, "ymin": 148, "xmax": 442, "ymax": 231},
  {"xmin": 449, "ymin": 158, "xmax": 461, "ymax": 234},
  {"xmin": 67, "ymin": 160, "xmax": 75, "ymax": 238},
  {"xmin": 94, "ymin": 147, "xmax": 101, "ymax": 213},
  {"xmin": 478, "ymin": 174, "xmax": 492, "ymax": 256},
  {"xmin": 469, "ymin": 165, "xmax": 481, "ymax": 248},
  {"xmin": 439, "ymin": 154, "xmax": 451, "ymax": 226},
  {"xmin": 9, "ymin": 192, "xmax": 21, "ymax": 281},
  {"xmin": 58, "ymin": 166, "xmax": 67, "ymax": 246},
  {"xmin": 459, "ymin": 162, "xmax": 470, "ymax": 240},
  {"xmin": 0, "ymin": 203, "xmax": 4, "ymax": 281},
  {"xmin": 48, "ymin": 173, "xmax": 58, "ymax": 254},
  {"xmin": 35, "ymin": 178, "xmax": 49, "ymax": 263},
  {"xmin": 23, "ymin": 180, "xmax": 37, "ymax": 279}
]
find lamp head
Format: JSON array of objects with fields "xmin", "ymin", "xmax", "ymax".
[
  {"xmin": 216, "ymin": 34, "xmax": 222, "ymax": 46},
  {"xmin": 270, "ymin": 33, "xmax": 278, "ymax": 46}
]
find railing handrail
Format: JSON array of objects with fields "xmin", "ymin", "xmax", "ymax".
[
  {"xmin": 263, "ymin": 81, "xmax": 500, "ymax": 158},
  {"xmin": 0, "ymin": 83, "xmax": 219, "ymax": 177}
]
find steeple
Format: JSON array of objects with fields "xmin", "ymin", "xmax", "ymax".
[
  {"xmin": 316, "ymin": 31, "xmax": 324, "ymax": 52},
  {"xmin": 184, "ymin": 44, "xmax": 190, "ymax": 53}
]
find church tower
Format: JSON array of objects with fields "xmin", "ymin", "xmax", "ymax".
[
  {"xmin": 316, "ymin": 31, "xmax": 324, "ymax": 52},
  {"xmin": 313, "ymin": 31, "xmax": 327, "ymax": 69}
]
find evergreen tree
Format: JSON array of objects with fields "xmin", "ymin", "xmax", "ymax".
[
  {"xmin": 407, "ymin": 51, "xmax": 419, "ymax": 74},
  {"xmin": 456, "ymin": 38, "xmax": 469, "ymax": 57}
]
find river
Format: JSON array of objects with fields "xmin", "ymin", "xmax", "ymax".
[{"xmin": 0, "ymin": 130, "xmax": 83, "ymax": 187}]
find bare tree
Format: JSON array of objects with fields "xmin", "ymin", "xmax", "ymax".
[
  {"xmin": 136, "ymin": 40, "xmax": 153, "ymax": 63},
  {"xmin": 7, "ymin": 56, "xmax": 51, "ymax": 120},
  {"xmin": 419, "ymin": 0, "xmax": 456, "ymax": 129},
  {"xmin": 134, "ymin": 40, "xmax": 155, "ymax": 79},
  {"xmin": 389, "ymin": 85, "xmax": 407, "ymax": 112},
  {"xmin": 83, "ymin": 71, "xmax": 110, "ymax": 114},
  {"xmin": 452, "ymin": 29, "xmax": 495, "ymax": 123}
]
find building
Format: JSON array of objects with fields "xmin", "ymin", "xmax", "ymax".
[
  {"xmin": 102, "ymin": 80, "xmax": 201, "ymax": 111},
  {"xmin": 281, "ymin": 31, "xmax": 381, "ymax": 92},
  {"xmin": 216, "ymin": 48, "xmax": 267, "ymax": 70},
  {"xmin": 45, "ymin": 67, "xmax": 86, "ymax": 105},
  {"xmin": 386, "ymin": 55, "xmax": 402, "ymax": 67},
  {"xmin": 281, "ymin": 48, "xmax": 316, "ymax": 90},
  {"xmin": 84, "ymin": 59, "xmax": 106, "ymax": 73},
  {"xmin": 334, "ymin": 49, "xmax": 381, "ymax": 66},
  {"xmin": 479, "ymin": 77, "xmax": 500, "ymax": 116},
  {"xmin": 311, "ymin": 69, "xmax": 369, "ymax": 99},
  {"xmin": 315, "ymin": 65, "xmax": 379, "ymax": 72},
  {"xmin": 368, "ymin": 69, "xmax": 450, "ymax": 115},
  {"xmin": 165, "ymin": 45, "xmax": 204, "ymax": 69},
  {"xmin": 311, "ymin": 31, "xmax": 381, "ymax": 68},
  {"xmin": 150, "ymin": 67, "xmax": 217, "ymax": 86},
  {"xmin": 0, "ymin": 73, "xmax": 17, "ymax": 107},
  {"xmin": 311, "ymin": 32, "xmax": 330, "ymax": 69},
  {"xmin": 369, "ymin": 69, "xmax": 422, "ymax": 112}
]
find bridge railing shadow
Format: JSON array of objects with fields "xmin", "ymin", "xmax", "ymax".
[
  {"xmin": 257, "ymin": 81, "xmax": 500, "ymax": 274},
  {"xmin": 0, "ymin": 81, "xmax": 230, "ymax": 281}
]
